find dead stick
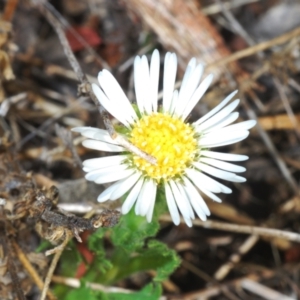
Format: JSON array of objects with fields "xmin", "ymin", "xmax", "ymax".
[
  {"xmin": 44, "ymin": 2, "xmax": 111, "ymax": 70},
  {"xmin": 160, "ymin": 215, "xmax": 300, "ymax": 243},
  {"xmin": 37, "ymin": 2, "xmax": 156, "ymax": 165},
  {"xmin": 51, "ymin": 275, "xmax": 132, "ymax": 294},
  {"xmin": 214, "ymin": 235, "xmax": 259, "ymax": 281},
  {"xmin": 40, "ymin": 235, "xmax": 71, "ymax": 300},
  {"xmin": 12, "ymin": 241, "xmax": 56, "ymax": 300},
  {"xmin": 184, "ymin": 264, "xmax": 300, "ymax": 299},
  {"xmin": 208, "ymin": 26, "xmax": 300, "ymax": 69}
]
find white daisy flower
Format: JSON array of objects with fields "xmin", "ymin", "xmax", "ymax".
[{"xmin": 72, "ymin": 50, "xmax": 256, "ymax": 227}]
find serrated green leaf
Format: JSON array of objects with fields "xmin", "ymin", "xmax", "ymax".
[
  {"xmin": 99, "ymin": 238, "xmax": 180, "ymax": 284},
  {"xmin": 92, "ymin": 188, "xmax": 179, "ymax": 284},
  {"xmin": 149, "ymin": 240, "xmax": 180, "ymax": 282},
  {"xmin": 85, "ymin": 228, "xmax": 113, "ymax": 281},
  {"xmin": 110, "ymin": 209, "xmax": 159, "ymax": 253},
  {"xmin": 88, "ymin": 227, "xmax": 107, "ymax": 249}
]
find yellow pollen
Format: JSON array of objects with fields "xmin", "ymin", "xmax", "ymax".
[{"xmin": 129, "ymin": 113, "xmax": 198, "ymax": 181}]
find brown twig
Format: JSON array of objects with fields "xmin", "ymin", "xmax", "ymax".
[
  {"xmin": 55, "ymin": 124, "xmax": 82, "ymax": 168},
  {"xmin": 239, "ymin": 93, "xmax": 299, "ymax": 195},
  {"xmin": 207, "ymin": 26, "xmax": 300, "ymax": 70},
  {"xmin": 51, "ymin": 275, "xmax": 132, "ymax": 294},
  {"xmin": 40, "ymin": 234, "xmax": 71, "ymax": 300},
  {"xmin": 43, "ymin": 1, "xmax": 111, "ymax": 71},
  {"xmin": 273, "ymin": 77, "xmax": 300, "ymax": 140},
  {"xmin": 160, "ymin": 215, "xmax": 300, "ymax": 243},
  {"xmin": 241, "ymin": 279, "xmax": 294, "ymax": 300},
  {"xmin": 12, "ymin": 241, "xmax": 57, "ymax": 300},
  {"xmin": 37, "ymin": 2, "xmax": 157, "ymax": 165},
  {"xmin": 213, "ymin": 235, "xmax": 259, "ymax": 281},
  {"xmin": 184, "ymin": 263, "xmax": 300, "ymax": 300}
]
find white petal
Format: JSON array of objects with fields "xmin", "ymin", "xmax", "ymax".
[
  {"xmin": 183, "ymin": 217, "xmax": 193, "ymax": 227},
  {"xmin": 98, "ymin": 70, "xmax": 137, "ymax": 121},
  {"xmin": 85, "ymin": 164, "xmax": 128, "ymax": 181},
  {"xmin": 207, "ymin": 137, "xmax": 250, "ymax": 148},
  {"xmin": 169, "ymin": 90, "xmax": 179, "ymax": 114},
  {"xmin": 97, "ymin": 180, "xmax": 124, "ymax": 202},
  {"xmin": 82, "ymin": 139, "xmax": 124, "ymax": 152},
  {"xmin": 199, "ymin": 157, "xmax": 246, "ymax": 173},
  {"xmin": 169, "ymin": 180, "xmax": 194, "ymax": 222},
  {"xmin": 150, "ymin": 49, "xmax": 160, "ymax": 112},
  {"xmin": 92, "ymin": 84, "xmax": 131, "ymax": 127},
  {"xmin": 122, "ymin": 178, "xmax": 144, "ymax": 214},
  {"xmin": 165, "ymin": 183, "xmax": 180, "ymax": 225},
  {"xmin": 218, "ymin": 120, "xmax": 257, "ymax": 132},
  {"xmin": 134, "ymin": 56, "xmax": 145, "ymax": 114},
  {"xmin": 183, "ymin": 176, "xmax": 210, "ymax": 216},
  {"xmin": 201, "ymin": 150, "xmax": 249, "ymax": 161},
  {"xmin": 196, "ymin": 100, "xmax": 240, "ymax": 132},
  {"xmin": 73, "ymin": 127, "xmax": 120, "ymax": 145},
  {"xmin": 178, "ymin": 58, "xmax": 196, "ymax": 105},
  {"xmin": 199, "ymin": 131, "xmax": 250, "ymax": 148},
  {"xmin": 185, "ymin": 168, "xmax": 221, "ymax": 193},
  {"xmin": 194, "ymin": 90, "xmax": 238, "ymax": 125},
  {"xmin": 94, "ymin": 168, "xmax": 135, "ymax": 184},
  {"xmin": 182, "ymin": 181, "xmax": 207, "ymax": 221},
  {"xmin": 201, "ymin": 120, "xmax": 256, "ymax": 139},
  {"xmin": 146, "ymin": 183, "xmax": 157, "ymax": 222},
  {"xmin": 178, "ymin": 183, "xmax": 195, "ymax": 220},
  {"xmin": 110, "ymin": 171, "xmax": 142, "ymax": 200},
  {"xmin": 83, "ymin": 155, "xmax": 127, "ymax": 169},
  {"xmin": 140, "ymin": 55, "xmax": 152, "ymax": 114},
  {"xmin": 135, "ymin": 179, "xmax": 156, "ymax": 216},
  {"xmin": 72, "ymin": 126, "xmax": 98, "ymax": 133},
  {"xmin": 163, "ymin": 53, "xmax": 177, "ymax": 112},
  {"xmin": 182, "ymin": 74, "xmax": 214, "ymax": 120},
  {"xmin": 232, "ymin": 175, "xmax": 246, "ymax": 182},
  {"xmin": 190, "ymin": 165, "xmax": 233, "ymax": 194},
  {"xmin": 199, "ymin": 187, "xmax": 222, "ymax": 203},
  {"xmin": 203, "ymin": 112, "xmax": 239, "ymax": 133},
  {"xmin": 193, "ymin": 161, "xmax": 245, "ymax": 183},
  {"xmin": 175, "ymin": 64, "xmax": 204, "ymax": 116}
]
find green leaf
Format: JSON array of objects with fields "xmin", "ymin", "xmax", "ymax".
[
  {"xmin": 99, "ymin": 237, "xmax": 180, "ymax": 284},
  {"xmin": 85, "ymin": 228, "xmax": 113, "ymax": 281},
  {"xmin": 59, "ymin": 240, "xmax": 82, "ymax": 277},
  {"xmin": 93, "ymin": 188, "xmax": 180, "ymax": 284},
  {"xmin": 35, "ymin": 240, "xmax": 52, "ymax": 253},
  {"xmin": 150, "ymin": 240, "xmax": 180, "ymax": 282},
  {"xmin": 110, "ymin": 209, "xmax": 160, "ymax": 253},
  {"xmin": 64, "ymin": 285, "xmax": 101, "ymax": 300},
  {"xmin": 107, "ymin": 283, "xmax": 162, "ymax": 300}
]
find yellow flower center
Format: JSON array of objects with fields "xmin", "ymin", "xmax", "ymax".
[{"xmin": 129, "ymin": 113, "xmax": 198, "ymax": 181}]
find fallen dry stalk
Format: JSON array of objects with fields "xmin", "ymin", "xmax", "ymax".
[
  {"xmin": 40, "ymin": 235, "xmax": 71, "ymax": 300},
  {"xmin": 51, "ymin": 275, "xmax": 132, "ymax": 294},
  {"xmin": 184, "ymin": 263, "xmax": 300, "ymax": 300},
  {"xmin": 12, "ymin": 241, "xmax": 57, "ymax": 300},
  {"xmin": 213, "ymin": 235, "xmax": 259, "ymax": 281},
  {"xmin": 207, "ymin": 26, "xmax": 300, "ymax": 70},
  {"xmin": 160, "ymin": 215, "xmax": 300, "ymax": 243}
]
